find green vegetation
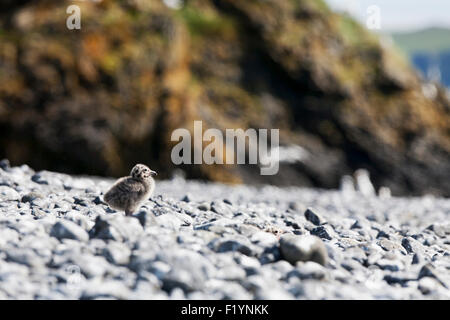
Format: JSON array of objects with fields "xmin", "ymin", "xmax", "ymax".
[
  {"xmin": 337, "ymin": 14, "xmax": 378, "ymax": 48},
  {"xmin": 300, "ymin": 0, "xmax": 330, "ymax": 13},
  {"xmin": 176, "ymin": 5, "xmax": 236, "ymax": 38},
  {"xmin": 391, "ymin": 27, "xmax": 450, "ymax": 55}
]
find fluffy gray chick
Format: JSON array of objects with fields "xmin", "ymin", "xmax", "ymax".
[{"xmin": 103, "ymin": 164, "xmax": 157, "ymax": 216}]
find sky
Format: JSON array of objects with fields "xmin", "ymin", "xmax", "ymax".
[{"xmin": 324, "ymin": 0, "xmax": 450, "ymax": 32}]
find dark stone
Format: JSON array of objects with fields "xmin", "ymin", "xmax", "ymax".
[
  {"xmin": 197, "ymin": 203, "xmax": 210, "ymax": 211},
  {"xmin": 376, "ymin": 230, "xmax": 390, "ymax": 239},
  {"xmin": 134, "ymin": 210, "xmax": 157, "ymax": 228},
  {"xmin": 304, "ymin": 208, "xmax": 325, "ymax": 226},
  {"xmin": 375, "ymin": 259, "xmax": 401, "ymax": 272},
  {"xmin": 50, "ymin": 220, "xmax": 89, "ymax": 242},
  {"xmin": 93, "ymin": 196, "xmax": 106, "ymax": 205},
  {"xmin": 411, "ymin": 234, "xmax": 424, "ymax": 241},
  {"xmin": 214, "ymin": 239, "xmax": 255, "ymax": 257},
  {"xmin": 73, "ymin": 197, "xmax": 88, "ymax": 207},
  {"xmin": 418, "ymin": 264, "xmax": 447, "ymax": 288},
  {"xmin": 285, "ymin": 219, "xmax": 302, "ymax": 230},
  {"xmin": 258, "ymin": 246, "xmax": 281, "ymax": 265},
  {"xmin": 350, "ymin": 220, "xmax": 362, "ymax": 229},
  {"xmin": 181, "ymin": 194, "xmax": 191, "ymax": 202},
  {"xmin": 31, "ymin": 174, "xmax": 48, "ymax": 185},
  {"xmin": 418, "ymin": 264, "xmax": 436, "ymax": 279},
  {"xmin": 310, "ymin": 226, "xmax": 332, "ymax": 240},
  {"xmin": 0, "ymin": 159, "xmax": 10, "ymax": 170},
  {"xmin": 401, "ymin": 238, "xmax": 414, "ymax": 254},
  {"xmin": 21, "ymin": 192, "xmax": 43, "ymax": 203},
  {"xmin": 383, "ymin": 275, "xmax": 413, "ymax": 286}
]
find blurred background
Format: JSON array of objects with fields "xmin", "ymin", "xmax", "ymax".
[
  {"xmin": 327, "ymin": 0, "xmax": 450, "ymax": 87},
  {"xmin": 0, "ymin": 0, "xmax": 449, "ymax": 196}
]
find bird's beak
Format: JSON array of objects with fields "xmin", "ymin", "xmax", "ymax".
[{"xmin": 150, "ymin": 170, "xmax": 157, "ymax": 176}]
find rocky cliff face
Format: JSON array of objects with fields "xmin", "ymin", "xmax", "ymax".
[{"xmin": 1, "ymin": 0, "xmax": 449, "ymax": 196}]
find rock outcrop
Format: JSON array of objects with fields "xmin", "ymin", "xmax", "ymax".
[{"xmin": 0, "ymin": 0, "xmax": 449, "ymax": 196}]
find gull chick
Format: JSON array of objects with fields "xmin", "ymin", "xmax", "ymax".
[{"xmin": 103, "ymin": 164, "xmax": 157, "ymax": 216}]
